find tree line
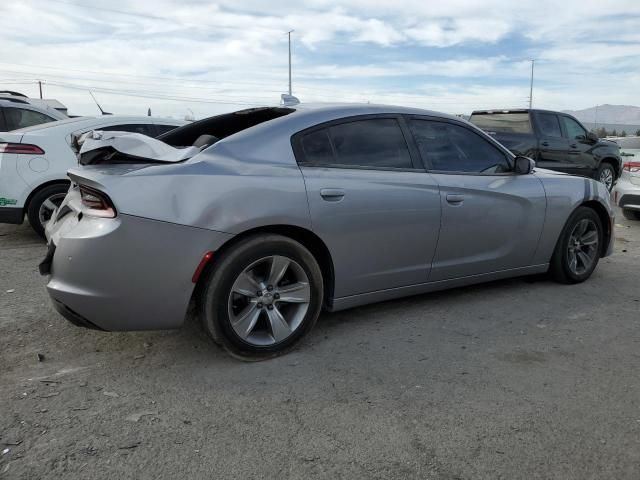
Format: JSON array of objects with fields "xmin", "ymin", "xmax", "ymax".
[{"xmin": 592, "ymin": 127, "xmax": 640, "ymax": 138}]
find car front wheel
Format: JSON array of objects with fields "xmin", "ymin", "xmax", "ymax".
[
  {"xmin": 550, "ymin": 206, "xmax": 603, "ymax": 284},
  {"xmin": 200, "ymin": 234, "xmax": 324, "ymax": 360}
]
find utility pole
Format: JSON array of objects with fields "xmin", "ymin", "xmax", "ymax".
[
  {"xmin": 528, "ymin": 59, "xmax": 534, "ymax": 109},
  {"xmin": 38, "ymin": 80, "xmax": 43, "ymax": 99},
  {"xmin": 287, "ymin": 30, "xmax": 294, "ymax": 95}
]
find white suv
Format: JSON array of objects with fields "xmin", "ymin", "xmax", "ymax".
[
  {"xmin": 0, "ymin": 115, "xmax": 185, "ymax": 236},
  {"xmin": 0, "ymin": 91, "xmax": 68, "ymax": 130}
]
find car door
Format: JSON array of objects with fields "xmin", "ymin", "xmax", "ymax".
[
  {"xmin": 293, "ymin": 115, "xmax": 441, "ymax": 298},
  {"xmin": 406, "ymin": 117, "xmax": 546, "ymax": 281},
  {"xmin": 558, "ymin": 115, "xmax": 597, "ymax": 174},
  {"xmin": 531, "ymin": 112, "xmax": 571, "ymax": 171}
]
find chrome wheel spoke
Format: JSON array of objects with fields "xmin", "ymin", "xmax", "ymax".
[
  {"xmin": 568, "ymin": 252, "xmax": 578, "ymax": 273},
  {"xmin": 266, "ymin": 306, "xmax": 291, "ymax": 343},
  {"xmin": 581, "ymin": 230, "xmax": 598, "ymax": 245},
  {"xmin": 232, "ymin": 304, "xmax": 261, "ymax": 339},
  {"xmin": 43, "ymin": 199, "xmax": 58, "ymax": 211},
  {"xmin": 278, "ymin": 282, "xmax": 310, "ymax": 304},
  {"xmin": 577, "ymin": 250, "xmax": 591, "ymax": 269},
  {"xmin": 267, "ymin": 255, "xmax": 290, "ymax": 286},
  {"xmin": 232, "ymin": 271, "xmax": 260, "ymax": 298}
]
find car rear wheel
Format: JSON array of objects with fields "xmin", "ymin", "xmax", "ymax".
[
  {"xmin": 549, "ymin": 206, "xmax": 603, "ymax": 284},
  {"xmin": 27, "ymin": 183, "xmax": 69, "ymax": 238},
  {"xmin": 622, "ymin": 209, "xmax": 640, "ymax": 221},
  {"xmin": 200, "ymin": 234, "xmax": 323, "ymax": 360},
  {"xmin": 596, "ymin": 163, "xmax": 615, "ymax": 191}
]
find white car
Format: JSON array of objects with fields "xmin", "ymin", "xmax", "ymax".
[
  {"xmin": 612, "ymin": 138, "xmax": 640, "ymax": 221},
  {"xmin": 0, "ymin": 116, "xmax": 185, "ymax": 236}
]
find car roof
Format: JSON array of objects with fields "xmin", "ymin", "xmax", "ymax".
[
  {"xmin": 0, "ymin": 98, "xmax": 67, "ymax": 119},
  {"xmin": 13, "ymin": 115, "xmax": 186, "ymax": 134},
  {"xmin": 292, "ymin": 102, "xmax": 460, "ymax": 120}
]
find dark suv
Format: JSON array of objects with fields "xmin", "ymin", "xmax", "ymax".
[{"xmin": 469, "ymin": 109, "xmax": 622, "ymax": 190}]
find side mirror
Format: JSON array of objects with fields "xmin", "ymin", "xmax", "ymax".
[
  {"xmin": 514, "ymin": 156, "xmax": 535, "ymax": 174},
  {"xmin": 586, "ymin": 132, "xmax": 598, "ymax": 143}
]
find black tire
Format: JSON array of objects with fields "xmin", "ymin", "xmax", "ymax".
[
  {"xmin": 549, "ymin": 206, "xmax": 603, "ymax": 284},
  {"xmin": 200, "ymin": 234, "xmax": 323, "ymax": 360},
  {"xmin": 596, "ymin": 163, "xmax": 615, "ymax": 191},
  {"xmin": 27, "ymin": 183, "xmax": 69, "ymax": 238},
  {"xmin": 622, "ymin": 209, "xmax": 640, "ymax": 221}
]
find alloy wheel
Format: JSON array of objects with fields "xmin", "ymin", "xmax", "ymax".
[
  {"xmin": 227, "ymin": 255, "xmax": 311, "ymax": 346},
  {"xmin": 38, "ymin": 193, "xmax": 66, "ymax": 227},
  {"xmin": 599, "ymin": 168, "xmax": 614, "ymax": 191},
  {"xmin": 567, "ymin": 218, "xmax": 599, "ymax": 275}
]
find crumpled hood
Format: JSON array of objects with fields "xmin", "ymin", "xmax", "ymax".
[{"xmin": 78, "ymin": 130, "xmax": 200, "ymax": 163}]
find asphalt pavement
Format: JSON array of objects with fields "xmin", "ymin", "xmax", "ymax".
[{"xmin": 1, "ymin": 210, "xmax": 639, "ymax": 479}]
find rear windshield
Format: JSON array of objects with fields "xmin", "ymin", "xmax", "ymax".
[
  {"xmin": 159, "ymin": 107, "xmax": 295, "ymax": 147},
  {"xmin": 469, "ymin": 113, "xmax": 533, "ymax": 134}
]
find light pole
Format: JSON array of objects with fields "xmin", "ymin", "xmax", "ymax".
[
  {"xmin": 287, "ymin": 30, "xmax": 294, "ymax": 95},
  {"xmin": 529, "ymin": 59, "xmax": 535, "ymax": 109}
]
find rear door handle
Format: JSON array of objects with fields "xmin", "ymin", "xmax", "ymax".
[
  {"xmin": 541, "ymin": 141, "xmax": 549, "ymax": 147},
  {"xmin": 446, "ymin": 194, "xmax": 465, "ymax": 205},
  {"xmin": 320, "ymin": 188, "xmax": 345, "ymax": 201}
]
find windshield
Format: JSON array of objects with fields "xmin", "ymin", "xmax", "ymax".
[{"xmin": 470, "ymin": 112, "xmax": 533, "ymax": 134}]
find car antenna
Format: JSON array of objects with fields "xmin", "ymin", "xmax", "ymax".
[{"xmin": 88, "ymin": 91, "xmax": 112, "ymax": 115}]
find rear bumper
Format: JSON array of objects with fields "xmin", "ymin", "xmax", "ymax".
[
  {"xmin": 44, "ymin": 213, "xmax": 234, "ymax": 331},
  {"xmin": 0, "ymin": 206, "xmax": 23, "ymax": 224}
]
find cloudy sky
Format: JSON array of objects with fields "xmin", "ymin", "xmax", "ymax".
[{"xmin": 1, "ymin": 0, "xmax": 639, "ymax": 119}]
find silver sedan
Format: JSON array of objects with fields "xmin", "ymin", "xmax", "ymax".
[{"xmin": 42, "ymin": 104, "xmax": 614, "ymax": 359}]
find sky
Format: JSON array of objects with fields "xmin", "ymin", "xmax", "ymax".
[{"xmin": 0, "ymin": 0, "xmax": 639, "ymax": 119}]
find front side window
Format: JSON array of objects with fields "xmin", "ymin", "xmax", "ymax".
[
  {"xmin": 536, "ymin": 113, "xmax": 563, "ymax": 138},
  {"xmin": 4, "ymin": 108, "xmax": 55, "ymax": 130},
  {"xmin": 560, "ymin": 116, "xmax": 587, "ymax": 139},
  {"xmin": 298, "ymin": 118, "xmax": 413, "ymax": 169},
  {"xmin": 409, "ymin": 120, "xmax": 510, "ymax": 173}
]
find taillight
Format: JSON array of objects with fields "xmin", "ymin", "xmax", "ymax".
[
  {"xmin": 79, "ymin": 185, "xmax": 116, "ymax": 218},
  {"xmin": 623, "ymin": 161, "xmax": 640, "ymax": 173},
  {"xmin": 0, "ymin": 143, "xmax": 45, "ymax": 155}
]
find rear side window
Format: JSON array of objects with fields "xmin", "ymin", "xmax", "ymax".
[
  {"xmin": 410, "ymin": 120, "xmax": 510, "ymax": 173},
  {"xmin": 298, "ymin": 118, "xmax": 412, "ymax": 169},
  {"xmin": 560, "ymin": 116, "xmax": 587, "ymax": 139},
  {"xmin": 536, "ymin": 113, "xmax": 562, "ymax": 138},
  {"xmin": 100, "ymin": 124, "xmax": 154, "ymax": 136},
  {"xmin": 4, "ymin": 108, "xmax": 55, "ymax": 130},
  {"xmin": 469, "ymin": 113, "xmax": 532, "ymax": 134}
]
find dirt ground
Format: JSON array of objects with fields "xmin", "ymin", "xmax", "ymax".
[{"xmin": 1, "ymin": 209, "xmax": 639, "ymax": 479}]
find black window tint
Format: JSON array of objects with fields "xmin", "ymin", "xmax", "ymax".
[
  {"xmin": 327, "ymin": 119, "xmax": 412, "ymax": 168},
  {"xmin": 155, "ymin": 124, "xmax": 179, "ymax": 136},
  {"xmin": 560, "ymin": 116, "xmax": 586, "ymax": 139},
  {"xmin": 410, "ymin": 120, "xmax": 510, "ymax": 173},
  {"xmin": 536, "ymin": 113, "xmax": 562, "ymax": 138},
  {"xmin": 100, "ymin": 124, "xmax": 153, "ymax": 136},
  {"xmin": 301, "ymin": 128, "xmax": 334, "ymax": 164},
  {"xmin": 4, "ymin": 108, "xmax": 55, "ymax": 130}
]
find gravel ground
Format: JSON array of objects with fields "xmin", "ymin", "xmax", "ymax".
[{"xmin": 1, "ymin": 210, "xmax": 639, "ymax": 479}]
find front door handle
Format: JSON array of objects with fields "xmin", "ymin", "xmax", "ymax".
[
  {"xmin": 320, "ymin": 188, "xmax": 345, "ymax": 201},
  {"xmin": 541, "ymin": 141, "xmax": 549, "ymax": 147},
  {"xmin": 446, "ymin": 194, "xmax": 465, "ymax": 205}
]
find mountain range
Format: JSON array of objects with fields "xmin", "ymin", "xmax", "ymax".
[{"xmin": 563, "ymin": 105, "xmax": 640, "ymax": 126}]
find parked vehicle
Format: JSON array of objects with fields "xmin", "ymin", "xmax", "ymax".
[
  {"xmin": 0, "ymin": 91, "xmax": 68, "ymax": 131},
  {"xmin": 469, "ymin": 109, "xmax": 622, "ymax": 190},
  {"xmin": 0, "ymin": 116, "xmax": 185, "ymax": 236},
  {"xmin": 612, "ymin": 137, "xmax": 640, "ymax": 220},
  {"xmin": 41, "ymin": 104, "xmax": 614, "ymax": 359}
]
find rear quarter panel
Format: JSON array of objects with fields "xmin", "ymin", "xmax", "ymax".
[{"xmin": 532, "ymin": 171, "xmax": 613, "ymax": 263}]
